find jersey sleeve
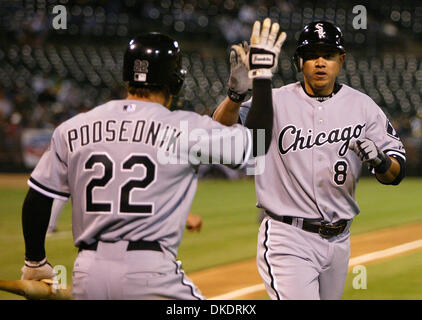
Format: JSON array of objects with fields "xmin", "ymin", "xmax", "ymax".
[
  {"xmin": 180, "ymin": 112, "xmax": 252, "ymax": 169},
  {"xmin": 365, "ymin": 101, "xmax": 406, "ymax": 162},
  {"xmin": 28, "ymin": 127, "xmax": 70, "ymax": 201},
  {"xmin": 238, "ymin": 98, "xmax": 252, "ymax": 125}
]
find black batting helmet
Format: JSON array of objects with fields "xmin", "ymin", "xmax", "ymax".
[
  {"xmin": 293, "ymin": 21, "xmax": 345, "ymax": 71},
  {"xmin": 123, "ymin": 32, "xmax": 186, "ymax": 95}
]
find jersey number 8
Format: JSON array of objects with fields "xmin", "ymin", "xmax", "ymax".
[{"xmin": 334, "ymin": 160, "xmax": 348, "ymax": 185}]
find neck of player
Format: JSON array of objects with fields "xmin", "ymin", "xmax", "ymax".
[
  {"xmin": 303, "ymin": 79, "xmax": 335, "ymax": 97},
  {"xmin": 126, "ymin": 93, "xmax": 172, "ymax": 108}
]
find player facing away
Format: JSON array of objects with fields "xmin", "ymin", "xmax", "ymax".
[
  {"xmin": 20, "ymin": 20, "xmax": 285, "ymax": 299},
  {"xmin": 213, "ymin": 20, "xmax": 406, "ymax": 300},
  {"xmin": 46, "ymin": 198, "xmax": 202, "ymax": 235}
]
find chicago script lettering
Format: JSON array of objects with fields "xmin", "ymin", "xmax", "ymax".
[{"xmin": 278, "ymin": 123, "xmax": 365, "ymax": 156}]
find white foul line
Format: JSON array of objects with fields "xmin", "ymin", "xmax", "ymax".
[
  {"xmin": 208, "ymin": 239, "xmax": 422, "ymax": 300},
  {"xmin": 348, "ymin": 239, "xmax": 422, "ymax": 267},
  {"xmin": 209, "ymin": 284, "xmax": 265, "ymax": 300}
]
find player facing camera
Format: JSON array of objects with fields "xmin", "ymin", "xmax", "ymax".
[
  {"xmin": 301, "ymin": 46, "xmax": 346, "ymax": 96},
  {"xmin": 293, "ymin": 21, "xmax": 346, "ymax": 97},
  {"xmin": 213, "ymin": 19, "xmax": 406, "ymax": 300}
]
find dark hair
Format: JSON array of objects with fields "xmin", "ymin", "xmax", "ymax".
[{"xmin": 125, "ymin": 83, "xmax": 170, "ymax": 102}]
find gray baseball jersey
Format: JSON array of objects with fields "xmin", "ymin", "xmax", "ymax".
[
  {"xmin": 239, "ymin": 82, "xmax": 405, "ymax": 223},
  {"xmin": 240, "ymin": 81, "xmax": 406, "ymax": 300},
  {"xmin": 29, "ymin": 99, "xmax": 251, "ymax": 257}
]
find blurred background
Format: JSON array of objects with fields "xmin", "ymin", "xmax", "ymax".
[{"xmin": 0, "ymin": 0, "xmax": 421, "ymax": 175}]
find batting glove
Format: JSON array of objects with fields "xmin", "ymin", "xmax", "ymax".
[
  {"xmin": 21, "ymin": 258, "xmax": 56, "ymax": 281},
  {"xmin": 349, "ymin": 138, "xmax": 392, "ymax": 174},
  {"xmin": 227, "ymin": 41, "xmax": 252, "ymax": 102},
  {"xmin": 247, "ymin": 18, "xmax": 287, "ymax": 79}
]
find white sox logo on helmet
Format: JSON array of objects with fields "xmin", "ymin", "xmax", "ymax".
[{"xmin": 314, "ymin": 23, "xmax": 326, "ymax": 39}]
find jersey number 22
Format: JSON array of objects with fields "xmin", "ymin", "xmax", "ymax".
[{"xmin": 84, "ymin": 153, "xmax": 156, "ymax": 215}]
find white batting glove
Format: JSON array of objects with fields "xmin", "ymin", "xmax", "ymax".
[
  {"xmin": 247, "ymin": 18, "xmax": 287, "ymax": 79},
  {"xmin": 227, "ymin": 41, "xmax": 252, "ymax": 102},
  {"xmin": 349, "ymin": 138, "xmax": 392, "ymax": 174},
  {"xmin": 21, "ymin": 258, "xmax": 56, "ymax": 281}
]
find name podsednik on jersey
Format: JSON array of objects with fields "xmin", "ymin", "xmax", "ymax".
[{"xmin": 28, "ymin": 100, "xmax": 252, "ymax": 257}]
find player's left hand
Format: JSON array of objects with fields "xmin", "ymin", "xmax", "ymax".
[
  {"xmin": 21, "ymin": 258, "xmax": 56, "ymax": 281},
  {"xmin": 349, "ymin": 138, "xmax": 391, "ymax": 173},
  {"xmin": 186, "ymin": 212, "xmax": 202, "ymax": 232},
  {"xmin": 227, "ymin": 41, "xmax": 252, "ymax": 102},
  {"xmin": 247, "ymin": 17, "xmax": 287, "ymax": 79}
]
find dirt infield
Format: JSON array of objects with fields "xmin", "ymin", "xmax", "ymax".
[
  {"xmin": 0, "ymin": 174, "xmax": 30, "ymax": 188},
  {"xmin": 189, "ymin": 222, "xmax": 422, "ymax": 299}
]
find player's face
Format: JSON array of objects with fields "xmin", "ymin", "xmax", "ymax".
[{"xmin": 302, "ymin": 47, "xmax": 346, "ymax": 95}]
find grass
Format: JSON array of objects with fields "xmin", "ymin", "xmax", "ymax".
[
  {"xmin": 178, "ymin": 178, "xmax": 258, "ymax": 271},
  {"xmin": 0, "ymin": 176, "xmax": 421, "ymax": 299},
  {"xmin": 256, "ymin": 248, "xmax": 422, "ymax": 300},
  {"xmin": 350, "ymin": 177, "xmax": 422, "ymax": 235},
  {"xmin": 343, "ymin": 250, "xmax": 422, "ymax": 300}
]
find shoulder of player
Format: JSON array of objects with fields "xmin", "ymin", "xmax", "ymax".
[
  {"xmin": 53, "ymin": 101, "xmax": 110, "ymax": 133},
  {"xmin": 275, "ymin": 82, "xmax": 299, "ymax": 93},
  {"xmin": 339, "ymin": 83, "xmax": 375, "ymax": 103},
  {"xmin": 339, "ymin": 84, "xmax": 387, "ymax": 116},
  {"xmin": 272, "ymin": 81, "xmax": 301, "ymax": 98},
  {"xmin": 171, "ymin": 109, "xmax": 244, "ymax": 131},
  {"xmin": 240, "ymin": 83, "xmax": 299, "ymax": 107},
  {"xmin": 237, "ymin": 83, "xmax": 299, "ymax": 113},
  {"xmin": 170, "ymin": 109, "xmax": 214, "ymax": 123}
]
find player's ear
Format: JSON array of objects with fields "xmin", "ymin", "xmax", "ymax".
[
  {"xmin": 166, "ymin": 95, "xmax": 174, "ymax": 108},
  {"xmin": 339, "ymin": 53, "xmax": 346, "ymax": 65}
]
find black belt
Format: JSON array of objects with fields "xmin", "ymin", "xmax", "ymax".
[
  {"xmin": 78, "ymin": 240, "xmax": 162, "ymax": 252},
  {"xmin": 265, "ymin": 210, "xmax": 349, "ymax": 239}
]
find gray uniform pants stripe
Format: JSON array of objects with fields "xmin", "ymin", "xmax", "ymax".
[
  {"xmin": 263, "ymin": 219, "xmax": 281, "ymax": 300},
  {"xmin": 257, "ymin": 217, "xmax": 350, "ymax": 300},
  {"xmin": 173, "ymin": 260, "xmax": 204, "ymax": 300}
]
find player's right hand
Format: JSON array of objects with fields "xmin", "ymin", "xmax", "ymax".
[
  {"xmin": 186, "ymin": 212, "xmax": 202, "ymax": 232},
  {"xmin": 247, "ymin": 18, "xmax": 287, "ymax": 79},
  {"xmin": 21, "ymin": 258, "xmax": 56, "ymax": 281}
]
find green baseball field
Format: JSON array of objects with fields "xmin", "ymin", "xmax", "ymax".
[{"xmin": 0, "ymin": 174, "xmax": 421, "ymax": 300}]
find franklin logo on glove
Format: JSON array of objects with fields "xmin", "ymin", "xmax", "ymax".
[
  {"xmin": 247, "ymin": 18, "xmax": 286, "ymax": 79},
  {"xmin": 252, "ymin": 54, "xmax": 274, "ymax": 65}
]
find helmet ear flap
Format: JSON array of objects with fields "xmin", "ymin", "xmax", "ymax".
[{"xmin": 169, "ymin": 68, "xmax": 186, "ymax": 96}]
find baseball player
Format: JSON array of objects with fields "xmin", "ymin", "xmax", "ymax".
[
  {"xmin": 46, "ymin": 198, "xmax": 202, "ymax": 234},
  {"xmin": 20, "ymin": 21, "xmax": 284, "ymax": 300},
  {"xmin": 214, "ymin": 20, "xmax": 406, "ymax": 300}
]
